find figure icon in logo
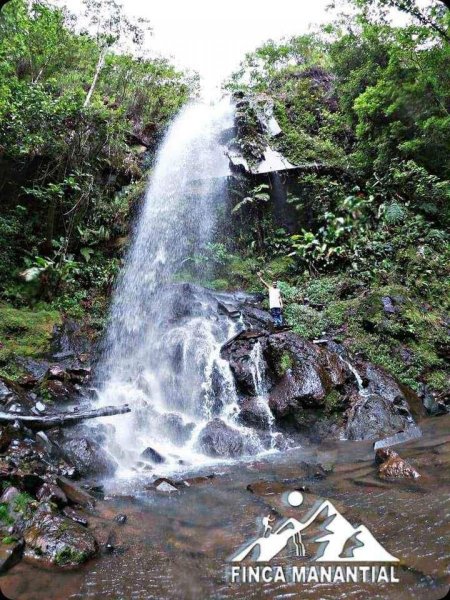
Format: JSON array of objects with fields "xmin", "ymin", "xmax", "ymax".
[{"xmin": 262, "ymin": 514, "xmax": 275, "ymax": 537}]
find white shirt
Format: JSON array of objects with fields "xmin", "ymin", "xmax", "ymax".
[{"xmin": 269, "ymin": 287, "xmax": 282, "ymax": 309}]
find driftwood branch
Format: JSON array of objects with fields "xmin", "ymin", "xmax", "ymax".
[{"xmin": 0, "ymin": 405, "xmax": 131, "ymax": 431}]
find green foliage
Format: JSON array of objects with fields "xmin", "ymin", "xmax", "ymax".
[
  {"xmin": 0, "ymin": 0, "xmax": 195, "ymax": 310},
  {"xmin": 282, "ymin": 276, "xmax": 448, "ymax": 393},
  {"xmin": 13, "ymin": 492, "xmax": 34, "ymax": 516},
  {"xmin": 383, "ymin": 202, "xmax": 407, "ymax": 224},
  {"xmin": 232, "ymin": 184, "xmax": 270, "ymax": 214},
  {"xmin": 1, "ymin": 536, "xmax": 18, "ymax": 544},
  {"xmin": 278, "ymin": 352, "xmax": 294, "ymax": 375},
  {"xmin": 0, "ymin": 504, "xmax": 14, "ymax": 526},
  {"xmin": 324, "ymin": 390, "xmax": 342, "ymax": 415}
]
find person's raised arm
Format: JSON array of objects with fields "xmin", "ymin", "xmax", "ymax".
[{"xmin": 257, "ymin": 271, "xmax": 270, "ymax": 289}]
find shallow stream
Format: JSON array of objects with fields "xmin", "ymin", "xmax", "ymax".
[{"xmin": 3, "ymin": 414, "xmax": 449, "ymax": 600}]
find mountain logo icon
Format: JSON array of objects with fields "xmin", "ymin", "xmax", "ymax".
[{"xmin": 231, "ymin": 491, "xmax": 398, "ymax": 563}]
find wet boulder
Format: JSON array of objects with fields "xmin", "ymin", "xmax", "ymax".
[
  {"xmin": 268, "ymin": 365, "xmax": 330, "ymax": 417},
  {"xmin": 51, "ymin": 318, "xmax": 93, "ymax": 365},
  {"xmin": 356, "ymin": 361, "xmax": 424, "ymax": 420},
  {"xmin": 221, "ymin": 337, "xmax": 264, "ymax": 395},
  {"xmin": 238, "ymin": 397, "xmax": 272, "ymax": 429},
  {"xmin": 63, "ymin": 507, "xmax": 88, "ymax": 527},
  {"xmin": 36, "ymin": 483, "xmax": 68, "ymax": 507},
  {"xmin": 222, "ymin": 313, "xmax": 422, "ymax": 443},
  {"xmin": 62, "ymin": 437, "xmax": 118, "ymax": 478},
  {"xmin": 24, "ymin": 506, "xmax": 98, "ymax": 566},
  {"xmin": 39, "ymin": 378, "xmax": 77, "ymax": 403},
  {"xmin": 197, "ymin": 418, "xmax": 245, "ymax": 458},
  {"xmin": 0, "ymin": 539, "xmax": 24, "ymax": 574},
  {"xmin": 56, "ymin": 476, "xmax": 95, "ymax": 508},
  {"xmin": 344, "ymin": 393, "xmax": 416, "ymax": 441},
  {"xmin": 0, "ymin": 376, "xmax": 35, "ymax": 413},
  {"xmin": 240, "ymin": 305, "xmax": 273, "ymax": 331}
]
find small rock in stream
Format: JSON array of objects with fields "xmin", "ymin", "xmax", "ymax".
[
  {"xmin": 115, "ymin": 513, "xmax": 127, "ymax": 524},
  {"xmin": 56, "ymin": 476, "xmax": 96, "ymax": 508},
  {"xmin": 375, "ymin": 448, "xmax": 420, "ymax": 480},
  {"xmin": 0, "ymin": 539, "xmax": 24, "ymax": 575},
  {"xmin": 63, "ymin": 507, "xmax": 88, "ymax": 527},
  {"xmin": 104, "ymin": 531, "xmax": 117, "ymax": 554},
  {"xmin": 155, "ymin": 481, "xmax": 178, "ymax": 493},
  {"xmin": 141, "ymin": 447, "xmax": 166, "ymax": 464}
]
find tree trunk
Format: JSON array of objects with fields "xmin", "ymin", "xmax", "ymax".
[
  {"xmin": 0, "ymin": 404, "xmax": 131, "ymax": 431},
  {"xmin": 83, "ymin": 46, "xmax": 107, "ymax": 108}
]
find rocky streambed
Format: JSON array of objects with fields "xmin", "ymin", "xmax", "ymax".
[{"xmin": 0, "ymin": 286, "xmax": 448, "ymax": 599}]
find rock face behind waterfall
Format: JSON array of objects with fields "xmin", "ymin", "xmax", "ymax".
[{"xmin": 221, "ymin": 304, "xmax": 422, "ymax": 442}]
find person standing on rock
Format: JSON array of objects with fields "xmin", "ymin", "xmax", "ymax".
[{"xmin": 257, "ymin": 272, "xmax": 283, "ymax": 327}]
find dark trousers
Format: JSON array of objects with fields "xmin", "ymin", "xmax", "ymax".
[{"xmin": 270, "ymin": 307, "xmax": 283, "ymax": 327}]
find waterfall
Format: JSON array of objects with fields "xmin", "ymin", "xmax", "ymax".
[{"xmin": 94, "ymin": 99, "xmax": 265, "ymax": 477}]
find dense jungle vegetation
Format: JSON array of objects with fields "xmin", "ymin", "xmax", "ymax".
[{"xmin": 0, "ymin": 0, "xmax": 448, "ymax": 402}]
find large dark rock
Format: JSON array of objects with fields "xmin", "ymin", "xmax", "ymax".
[
  {"xmin": 197, "ymin": 418, "xmax": 245, "ymax": 458},
  {"xmin": 222, "ymin": 339, "xmax": 263, "ymax": 395},
  {"xmin": 355, "ymin": 361, "xmax": 424, "ymax": 419},
  {"xmin": 222, "ymin": 323, "xmax": 420, "ymax": 443},
  {"xmin": 24, "ymin": 506, "xmax": 97, "ymax": 566},
  {"xmin": 238, "ymin": 397, "xmax": 271, "ymax": 430},
  {"xmin": 268, "ymin": 364, "xmax": 329, "ymax": 417},
  {"xmin": 344, "ymin": 393, "xmax": 415, "ymax": 441},
  {"xmin": 62, "ymin": 437, "xmax": 118, "ymax": 478},
  {"xmin": 240, "ymin": 305, "xmax": 273, "ymax": 331},
  {"xmin": 51, "ymin": 318, "xmax": 93, "ymax": 367},
  {"xmin": 223, "ymin": 330, "xmax": 351, "ymax": 418}
]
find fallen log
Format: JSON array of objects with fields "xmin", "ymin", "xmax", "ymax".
[
  {"xmin": 220, "ymin": 328, "xmax": 267, "ymax": 352},
  {"xmin": 0, "ymin": 404, "xmax": 131, "ymax": 431}
]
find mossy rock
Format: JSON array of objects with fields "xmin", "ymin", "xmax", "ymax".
[{"xmin": 0, "ymin": 304, "xmax": 60, "ymax": 379}]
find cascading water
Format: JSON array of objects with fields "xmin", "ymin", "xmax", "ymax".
[
  {"xmin": 94, "ymin": 99, "xmax": 264, "ymax": 477},
  {"xmin": 248, "ymin": 342, "xmax": 276, "ymax": 444}
]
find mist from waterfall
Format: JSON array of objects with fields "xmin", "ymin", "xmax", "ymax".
[{"xmin": 94, "ymin": 99, "xmax": 267, "ymax": 477}]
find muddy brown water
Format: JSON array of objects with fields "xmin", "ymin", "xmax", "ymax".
[{"xmin": 2, "ymin": 415, "xmax": 449, "ymax": 600}]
